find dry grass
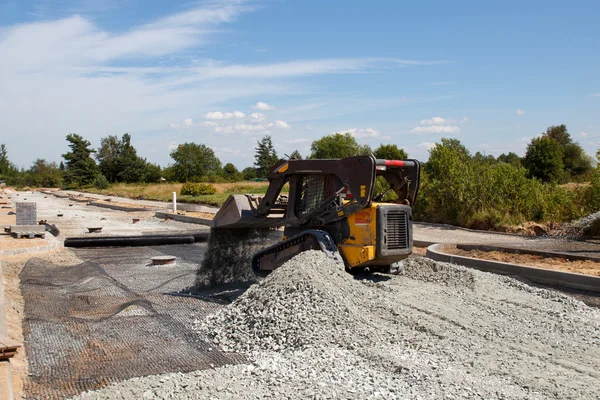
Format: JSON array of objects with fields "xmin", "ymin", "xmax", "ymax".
[{"xmin": 82, "ymin": 181, "xmax": 285, "ymax": 207}]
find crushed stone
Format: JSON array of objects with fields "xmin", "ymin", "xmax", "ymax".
[{"xmin": 74, "ymin": 251, "xmax": 600, "ymax": 399}]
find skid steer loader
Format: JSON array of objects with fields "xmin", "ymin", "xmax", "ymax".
[{"xmin": 211, "ymin": 155, "xmax": 420, "ymax": 275}]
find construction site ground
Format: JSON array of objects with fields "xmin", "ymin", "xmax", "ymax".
[
  {"xmin": 445, "ymin": 247, "xmax": 600, "ymax": 276},
  {"xmin": 0, "ymin": 191, "xmax": 599, "ymax": 399}
]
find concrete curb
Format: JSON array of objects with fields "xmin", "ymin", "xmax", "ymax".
[
  {"xmin": 90, "ymin": 202, "xmax": 162, "ymax": 213},
  {"xmin": 68, "ymin": 197, "xmax": 94, "ymax": 203},
  {"xmin": 426, "ymin": 243, "xmax": 600, "ymax": 293},
  {"xmin": 0, "ymin": 238, "xmax": 61, "ymax": 257},
  {"xmin": 155, "ymin": 212, "xmax": 213, "ymax": 226},
  {"xmin": 414, "ymin": 240, "xmax": 437, "ymax": 248}
]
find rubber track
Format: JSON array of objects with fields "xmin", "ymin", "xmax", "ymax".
[{"xmin": 252, "ymin": 230, "xmax": 342, "ymax": 275}]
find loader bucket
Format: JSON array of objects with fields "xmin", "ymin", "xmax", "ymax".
[{"xmin": 211, "ymin": 194, "xmax": 285, "ymax": 229}]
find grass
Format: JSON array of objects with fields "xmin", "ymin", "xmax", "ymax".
[{"xmin": 82, "ymin": 181, "xmax": 287, "ymax": 207}]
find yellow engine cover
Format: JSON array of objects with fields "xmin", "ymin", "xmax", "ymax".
[{"xmin": 337, "ymin": 205, "xmax": 379, "ymax": 268}]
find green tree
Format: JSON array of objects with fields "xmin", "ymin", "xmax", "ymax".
[
  {"xmin": 144, "ymin": 163, "xmax": 162, "ymax": 183},
  {"xmin": 0, "ymin": 144, "xmax": 19, "ymax": 182},
  {"xmin": 0, "ymin": 144, "xmax": 10, "ymax": 175},
  {"xmin": 254, "ymin": 135, "xmax": 279, "ymax": 178},
  {"xmin": 97, "ymin": 133, "xmax": 151, "ymax": 183},
  {"xmin": 96, "ymin": 135, "xmax": 121, "ymax": 182},
  {"xmin": 523, "ymin": 136, "xmax": 564, "ymax": 183},
  {"xmin": 497, "ymin": 152, "xmax": 522, "ymax": 167},
  {"xmin": 373, "ymin": 144, "xmax": 407, "ymax": 160},
  {"xmin": 473, "ymin": 152, "xmax": 496, "ymax": 164},
  {"xmin": 418, "ymin": 138, "xmax": 474, "ymax": 223},
  {"xmin": 310, "ymin": 133, "xmax": 371, "ymax": 159},
  {"xmin": 545, "ymin": 125, "xmax": 571, "ymax": 147},
  {"xmin": 118, "ymin": 134, "xmax": 147, "ymax": 183},
  {"xmin": 28, "ymin": 159, "xmax": 63, "ymax": 187},
  {"xmin": 289, "ymin": 150, "xmax": 303, "ymax": 160},
  {"xmin": 543, "ymin": 125, "xmax": 592, "ymax": 179},
  {"xmin": 62, "ymin": 133, "xmax": 99, "ymax": 187},
  {"xmin": 169, "ymin": 143, "xmax": 221, "ymax": 182},
  {"xmin": 425, "ymin": 138, "xmax": 471, "ymax": 177},
  {"xmin": 222, "ymin": 163, "xmax": 241, "ymax": 182},
  {"xmin": 242, "ymin": 167, "xmax": 257, "ymax": 181}
]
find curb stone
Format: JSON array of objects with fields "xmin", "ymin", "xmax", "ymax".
[{"xmin": 426, "ymin": 243, "xmax": 600, "ymax": 293}]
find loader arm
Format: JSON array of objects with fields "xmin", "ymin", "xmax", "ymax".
[{"xmin": 212, "ymin": 155, "xmax": 420, "ymax": 230}]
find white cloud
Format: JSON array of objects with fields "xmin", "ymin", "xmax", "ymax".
[
  {"xmin": 419, "ymin": 116, "xmax": 469, "ymax": 125},
  {"xmin": 254, "ymin": 101, "xmax": 275, "ymax": 110},
  {"xmin": 516, "ymin": 109, "xmax": 525, "ymax": 115},
  {"xmin": 204, "ymin": 111, "xmax": 245, "ymax": 120},
  {"xmin": 214, "ymin": 123, "xmax": 268, "ymax": 134},
  {"xmin": 412, "ymin": 125, "xmax": 460, "ymax": 134},
  {"xmin": 418, "ymin": 142, "xmax": 435, "ymax": 150},
  {"xmin": 168, "ymin": 141, "xmax": 178, "ymax": 151},
  {"xmin": 589, "ymin": 93, "xmax": 600, "ymax": 97},
  {"xmin": 420, "ymin": 117, "xmax": 447, "ymax": 125},
  {"xmin": 581, "ymin": 132, "xmax": 589, "ymax": 138},
  {"xmin": 169, "ymin": 118, "xmax": 200, "ymax": 129},
  {"xmin": 250, "ymin": 112, "xmax": 266, "ymax": 122},
  {"xmin": 273, "ymin": 120, "xmax": 291, "ymax": 129},
  {"xmin": 0, "ymin": 1, "xmax": 451, "ymax": 168}
]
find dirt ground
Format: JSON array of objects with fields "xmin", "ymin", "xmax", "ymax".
[
  {"xmin": 447, "ymin": 248, "xmax": 600, "ymax": 276},
  {"xmin": 1, "ymin": 253, "xmax": 38, "ymax": 399},
  {"xmin": 178, "ymin": 211, "xmax": 215, "ymax": 219}
]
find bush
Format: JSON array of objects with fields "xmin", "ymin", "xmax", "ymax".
[
  {"xmin": 94, "ymin": 174, "xmax": 109, "ymax": 189},
  {"xmin": 180, "ymin": 182, "xmax": 217, "ymax": 196},
  {"xmin": 414, "ymin": 138, "xmax": 587, "ymax": 229}
]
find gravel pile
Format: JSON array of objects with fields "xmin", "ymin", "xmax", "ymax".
[
  {"xmin": 572, "ymin": 210, "xmax": 600, "ymax": 236},
  {"xmin": 198, "ymin": 251, "xmax": 379, "ymax": 352},
  {"xmin": 74, "ymin": 251, "xmax": 600, "ymax": 399},
  {"xmin": 552, "ymin": 210, "xmax": 600, "ymax": 238}
]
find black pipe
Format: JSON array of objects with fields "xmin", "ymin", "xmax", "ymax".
[{"xmin": 64, "ymin": 232, "xmax": 209, "ymax": 248}]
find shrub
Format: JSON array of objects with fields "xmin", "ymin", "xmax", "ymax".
[
  {"xmin": 414, "ymin": 138, "xmax": 587, "ymax": 229},
  {"xmin": 180, "ymin": 182, "xmax": 217, "ymax": 196},
  {"xmin": 94, "ymin": 173, "xmax": 109, "ymax": 189}
]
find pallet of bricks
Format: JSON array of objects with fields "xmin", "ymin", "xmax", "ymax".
[
  {"xmin": 0, "ymin": 336, "xmax": 20, "ymax": 360},
  {"xmin": 10, "ymin": 202, "xmax": 46, "ymax": 239}
]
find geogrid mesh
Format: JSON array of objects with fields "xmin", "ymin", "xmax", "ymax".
[{"xmin": 20, "ymin": 243, "xmax": 247, "ymax": 399}]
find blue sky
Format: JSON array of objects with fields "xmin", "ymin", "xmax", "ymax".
[{"xmin": 1, "ymin": 0, "xmax": 599, "ymax": 169}]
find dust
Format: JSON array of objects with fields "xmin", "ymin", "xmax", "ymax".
[{"xmin": 194, "ymin": 228, "xmax": 271, "ymax": 288}]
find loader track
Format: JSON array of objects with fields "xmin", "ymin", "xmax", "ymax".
[{"xmin": 252, "ymin": 230, "xmax": 342, "ymax": 275}]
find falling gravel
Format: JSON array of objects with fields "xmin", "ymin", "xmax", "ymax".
[
  {"xmin": 75, "ymin": 251, "xmax": 600, "ymax": 399},
  {"xmin": 194, "ymin": 228, "xmax": 271, "ymax": 288}
]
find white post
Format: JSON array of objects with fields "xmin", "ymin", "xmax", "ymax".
[{"xmin": 172, "ymin": 192, "xmax": 177, "ymax": 213}]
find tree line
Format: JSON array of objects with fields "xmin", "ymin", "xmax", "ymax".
[{"xmin": 0, "ymin": 124, "xmax": 597, "ymax": 191}]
